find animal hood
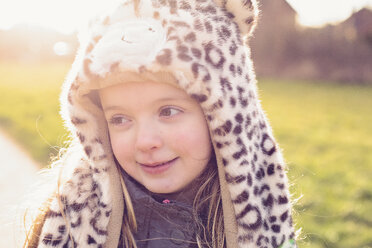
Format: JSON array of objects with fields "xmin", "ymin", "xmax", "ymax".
[{"xmin": 37, "ymin": 1, "xmax": 297, "ymax": 247}]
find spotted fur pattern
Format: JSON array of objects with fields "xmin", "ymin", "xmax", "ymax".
[
  {"xmin": 38, "ymin": 0, "xmax": 296, "ymax": 247},
  {"xmin": 38, "ymin": 163, "xmax": 111, "ymax": 248}
]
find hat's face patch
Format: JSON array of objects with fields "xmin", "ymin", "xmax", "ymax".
[
  {"xmin": 90, "ymin": 19, "xmax": 167, "ymax": 74},
  {"xmin": 100, "ymin": 81, "xmax": 212, "ymax": 194}
]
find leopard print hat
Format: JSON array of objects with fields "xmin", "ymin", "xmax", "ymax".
[{"xmin": 37, "ymin": 0, "xmax": 297, "ymax": 247}]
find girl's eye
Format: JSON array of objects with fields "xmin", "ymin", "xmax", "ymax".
[
  {"xmin": 159, "ymin": 107, "xmax": 182, "ymax": 117},
  {"xmin": 109, "ymin": 115, "xmax": 130, "ymax": 126}
]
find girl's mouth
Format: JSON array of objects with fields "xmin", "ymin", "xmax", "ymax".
[{"xmin": 139, "ymin": 157, "xmax": 178, "ymax": 174}]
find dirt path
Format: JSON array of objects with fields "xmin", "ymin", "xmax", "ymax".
[{"xmin": 0, "ymin": 130, "xmax": 40, "ymax": 247}]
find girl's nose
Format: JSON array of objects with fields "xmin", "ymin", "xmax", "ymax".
[{"xmin": 134, "ymin": 123, "xmax": 163, "ymax": 152}]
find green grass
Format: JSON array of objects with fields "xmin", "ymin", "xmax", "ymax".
[
  {"xmin": 0, "ymin": 62, "xmax": 371, "ymax": 247},
  {"xmin": 0, "ymin": 62, "xmax": 70, "ymax": 165},
  {"xmin": 259, "ymin": 79, "xmax": 372, "ymax": 248}
]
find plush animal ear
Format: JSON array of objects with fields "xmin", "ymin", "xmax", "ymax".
[{"xmin": 214, "ymin": 0, "xmax": 259, "ymax": 38}]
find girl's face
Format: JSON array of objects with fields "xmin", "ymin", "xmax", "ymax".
[{"xmin": 100, "ymin": 81, "xmax": 212, "ymax": 194}]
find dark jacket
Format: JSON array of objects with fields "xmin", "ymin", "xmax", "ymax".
[{"xmin": 124, "ymin": 172, "xmax": 196, "ymax": 248}]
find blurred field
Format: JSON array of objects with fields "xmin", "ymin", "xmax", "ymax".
[
  {"xmin": 0, "ymin": 62, "xmax": 372, "ymax": 248},
  {"xmin": 259, "ymin": 79, "xmax": 372, "ymax": 248},
  {"xmin": 0, "ymin": 62, "xmax": 69, "ymax": 164}
]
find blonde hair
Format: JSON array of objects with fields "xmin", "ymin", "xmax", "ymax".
[
  {"xmin": 22, "ymin": 199, "xmax": 50, "ymax": 248},
  {"xmin": 193, "ymin": 157, "xmax": 225, "ymax": 248}
]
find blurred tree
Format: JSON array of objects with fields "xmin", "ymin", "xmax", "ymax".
[
  {"xmin": 250, "ymin": 0, "xmax": 299, "ymax": 77},
  {"xmin": 250, "ymin": 0, "xmax": 372, "ymax": 84}
]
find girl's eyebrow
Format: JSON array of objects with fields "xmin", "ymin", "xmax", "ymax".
[
  {"xmin": 103, "ymin": 96, "xmax": 191, "ymax": 112},
  {"xmin": 102, "ymin": 105, "xmax": 125, "ymax": 112},
  {"xmin": 154, "ymin": 96, "xmax": 190, "ymax": 103}
]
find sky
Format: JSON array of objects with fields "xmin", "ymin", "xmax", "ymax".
[
  {"xmin": 0, "ymin": 0, "xmax": 372, "ymax": 34},
  {"xmin": 287, "ymin": 0, "xmax": 372, "ymax": 27}
]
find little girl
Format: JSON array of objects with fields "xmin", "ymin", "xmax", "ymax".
[{"xmin": 24, "ymin": 0, "xmax": 297, "ymax": 247}]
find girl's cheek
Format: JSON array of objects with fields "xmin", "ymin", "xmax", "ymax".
[
  {"xmin": 168, "ymin": 123, "xmax": 190, "ymax": 143},
  {"xmin": 173, "ymin": 122, "xmax": 209, "ymax": 153},
  {"xmin": 110, "ymin": 132, "xmax": 133, "ymax": 161}
]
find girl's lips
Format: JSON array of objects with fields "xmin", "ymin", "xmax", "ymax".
[{"xmin": 139, "ymin": 157, "xmax": 178, "ymax": 174}]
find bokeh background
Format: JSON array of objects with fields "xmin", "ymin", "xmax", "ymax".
[{"xmin": 0, "ymin": 0, "xmax": 372, "ymax": 247}]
